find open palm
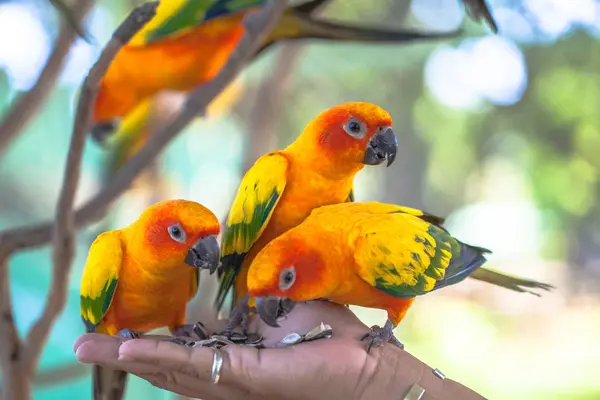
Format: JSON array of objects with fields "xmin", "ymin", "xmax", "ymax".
[{"xmin": 74, "ymin": 301, "xmax": 418, "ymax": 400}]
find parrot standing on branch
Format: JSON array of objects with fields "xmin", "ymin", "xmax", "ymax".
[
  {"xmin": 91, "ymin": 0, "xmax": 463, "ymax": 142},
  {"xmin": 210, "ymin": 102, "xmax": 555, "ymax": 338},
  {"xmin": 80, "ymin": 199, "xmax": 221, "ymax": 400},
  {"xmin": 247, "ymin": 202, "xmax": 553, "ymax": 351}
]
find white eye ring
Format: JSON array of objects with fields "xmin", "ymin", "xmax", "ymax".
[
  {"xmin": 168, "ymin": 224, "xmax": 187, "ymax": 243},
  {"xmin": 279, "ymin": 266, "xmax": 296, "ymax": 291},
  {"xmin": 343, "ymin": 118, "xmax": 366, "ymax": 139}
]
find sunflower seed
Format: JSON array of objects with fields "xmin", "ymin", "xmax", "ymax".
[
  {"xmin": 280, "ymin": 332, "xmax": 303, "ymax": 345},
  {"xmin": 225, "ymin": 332, "xmax": 248, "ymax": 343},
  {"xmin": 164, "ymin": 337, "xmax": 192, "ymax": 346},
  {"xmin": 304, "ymin": 322, "xmax": 333, "ymax": 342},
  {"xmin": 245, "ymin": 333, "xmax": 263, "ymax": 344},
  {"xmin": 210, "ymin": 335, "xmax": 236, "ymax": 346}
]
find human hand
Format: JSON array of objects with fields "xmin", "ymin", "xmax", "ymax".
[{"xmin": 74, "ymin": 301, "xmax": 425, "ymax": 400}]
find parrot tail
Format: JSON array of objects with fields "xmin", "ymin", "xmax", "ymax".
[
  {"xmin": 462, "ymin": 0, "xmax": 499, "ymax": 33},
  {"xmin": 432, "ymin": 243, "xmax": 490, "ymax": 291},
  {"xmin": 93, "ymin": 365, "xmax": 128, "ymax": 400},
  {"xmin": 468, "ymin": 267, "xmax": 555, "ymax": 296},
  {"xmin": 257, "ymin": 6, "xmax": 461, "ymax": 56}
]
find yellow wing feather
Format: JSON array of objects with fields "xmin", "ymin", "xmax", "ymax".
[
  {"xmin": 352, "ymin": 212, "xmax": 449, "ymax": 297},
  {"xmin": 80, "ymin": 231, "xmax": 124, "ymax": 331},
  {"xmin": 312, "ymin": 201, "xmax": 445, "ymax": 226},
  {"xmin": 216, "ymin": 152, "xmax": 289, "ymax": 310}
]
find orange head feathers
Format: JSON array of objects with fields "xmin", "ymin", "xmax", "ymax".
[
  {"xmin": 125, "ymin": 199, "xmax": 221, "ymax": 273},
  {"xmin": 286, "ymin": 102, "xmax": 398, "ymax": 178},
  {"xmin": 246, "ymin": 232, "xmax": 333, "ymax": 302}
]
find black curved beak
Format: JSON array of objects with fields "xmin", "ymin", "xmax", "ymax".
[
  {"xmin": 363, "ymin": 127, "xmax": 398, "ymax": 167},
  {"xmin": 90, "ymin": 121, "xmax": 118, "ymax": 146},
  {"xmin": 184, "ymin": 235, "xmax": 220, "ymax": 274},
  {"xmin": 255, "ymin": 296, "xmax": 297, "ymax": 328}
]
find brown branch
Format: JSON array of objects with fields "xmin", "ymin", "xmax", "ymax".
[
  {"xmin": 22, "ymin": 2, "xmax": 160, "ymax": 372},
  {"xmin": 0, "ymin": 253, "xmax": 28, "ymax": 399},
  {"xmin": 0, "ymin": 0, "xmax": 288, "ymax": 256},
  {"xmin": 49, "ymin": 0, "xmax": 92, "ymax": 42},
  {"xmin": 0, "ymin": 0, "xmax": 96, "ymax": 157},
  {"xmin": 243, "ymin": 43, "xmax": 303, "ymax": 171},
  {"xmin": 0, "ymin": 362, "xmax": 91, "ymax": 392},
  {"xmin": 34, "ymin": 363, "xmax": 91, "ymax": 387}
]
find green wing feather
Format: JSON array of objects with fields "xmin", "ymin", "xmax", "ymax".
[
  {"xmin": 135, "ymin": 0, "xmax": 266, "ymax": 45},
  {"xmin": 216, "ymin": 152, "xmax": 289, "ymax": 312},
  {"xmin": 353, "ymin": 212, "xmax": 489, "ymax": 299},
  {"xmin": 80, "ymin": 231, "xmax": 123, "ymax": 332}
]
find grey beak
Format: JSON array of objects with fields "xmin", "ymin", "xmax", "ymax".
[
  {"xmin": 184, "ymin": 235, "xmax": 220, "ymax": 274},
  {"xmin": 255, "ymin": 296, "xmax": 297, "ymax": 328},
  {"xmin": 363, "ymin": 127, "xmax": 398, "ymax": 167}
]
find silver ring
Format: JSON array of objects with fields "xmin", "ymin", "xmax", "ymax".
[
  {"xmin": 210, "ymin": 348, "xmax": 223, "ymax": 385},
  {"xmin": 432, "ymin": 368, "xmax": 446, "ymax": 380}
]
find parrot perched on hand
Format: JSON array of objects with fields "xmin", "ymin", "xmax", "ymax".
[
  {"xmin": 80, "ymin": 199, "xmax": 221, "ymax": 400},
  {"xmin": 211, "ymin": 101, "xmax": 555, "ymax": 338},
  {"xmin": 211, "ymin": 102, "xmax": 400, "ymax": 336},
  {"xmin": 247, "ymin": 202, "xmax": 553, "ymax": 351},
  {"xmin": 91, "ymin": 0, "xmax": 462, "ymax": 142}
]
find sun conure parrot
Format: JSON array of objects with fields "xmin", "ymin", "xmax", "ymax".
[
  {"xmin": 208, "ymin": 101, "xmax": 555, "ymax": 338},
  {"xmin": 209, "ymin": 101, "xmax": 400, "ymax": 336},
  {"xmin": 80, "ymin": 199, "xmax": 220, "ymax": 400},
  {"xmin": 90, "ymin": 0, "xmax": 462, "ymax": 142},
  {"xmin": 247, "ymin": 202, "xmax": 554, "ymax": 351}
]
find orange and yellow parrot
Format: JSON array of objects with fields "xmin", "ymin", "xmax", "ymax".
[
  {"xmin": 247, "ymin": 202, "xmax": 553, "ymax": 351},
  {"xmin": 80, "ymin": 199, "xmax": 220, "ymax": 400},
  {"xmin": 213, "ymin": 102, "xmax": 554, "ymax": 337},
  {"xmin": 90, "ymin": 0, "xmax": 462, "ymax": 142},
  {"xmin": 213, "ymin": 102, "xmax": 400, "ymax": 334}
]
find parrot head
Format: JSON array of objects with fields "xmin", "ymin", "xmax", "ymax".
[
  {"xmin": 129, "ymin": 200, "xmax": 221, "ymax": 273},
  {"xmin": 246, "ymin": 235, "xmax": 331, "ymax": 327},
  {"xmin": 290, "ymin": 102, "xmax": 398, "ymax": 176}
]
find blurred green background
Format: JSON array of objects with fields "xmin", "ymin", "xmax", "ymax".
[{"xmin": 1, "ymin": 0, "xmax": 599, "ymax": 399}]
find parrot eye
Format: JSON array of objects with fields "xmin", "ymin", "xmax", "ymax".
[
  {"xmin": 343, "ymin": 118, "xmax": 366, "ymax": 139},
  {"xmin": 168, "ymin": 224, "xmax": 187, "ymax": 243},
  {"xmin": 278, "ymin": 266, "xmax": 296, "ymax": 291}
]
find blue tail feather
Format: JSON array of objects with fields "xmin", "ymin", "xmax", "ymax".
[{"xmin": 432, "ymin": 242, "xmax": 490, "ymax": 291}]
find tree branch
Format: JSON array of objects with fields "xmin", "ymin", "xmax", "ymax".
[
  {"xmin": 0, "ymin": 0, "xmax": 288, "ymax": 257},
  {"xmin": 22, "ymin": 1, "xmax": 160, "ymax": 371},
  {"xmin": 49, "ymin": 0, "xmax": 92, "ymax": 42},
  {"xmin": 0, "ymin": 253, "xmax": 28, "ymax": 399},
  {"xmin": 0, "ymin": 0, "xmax": 96, "ymax": 157},
  {"xmin": 243, "ymin": 43, "xmax": 303, "ymax": 171}
]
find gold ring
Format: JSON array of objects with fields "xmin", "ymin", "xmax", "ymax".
[{"xmin": 210, "ymin": 348, "xmax": 223, "ymax": 385}]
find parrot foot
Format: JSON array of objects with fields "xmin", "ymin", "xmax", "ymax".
[
  {"xmin": 117, "ymin": 328, "xmax": 141, "ymax": 339},
  {"xmin": 224, "ymin": 297, "xmax": 256, "ymax": 339},
  {"xmin": 360, "ymin": 320, "xmax": 403, "ymax": 353},
  {"xmin": 171, "ymin": 321, "xmax": 210, "ymax": 340}
]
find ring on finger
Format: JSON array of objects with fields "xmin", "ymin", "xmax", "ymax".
[{"xmin": 210, "ymin": 348, "xmax": 223, "ymax": 385}]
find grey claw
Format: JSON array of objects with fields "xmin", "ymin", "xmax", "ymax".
[
  {"xmin": 117, "ymin": 328, "xmax": 140, "ymax": 339},
  {"xmin": 173, "ymin": 322, "xmax": 210, "ymax": 340}
]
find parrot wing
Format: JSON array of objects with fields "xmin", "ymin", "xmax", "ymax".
[
  {"xmin": 352, "ymin": 212, "xmax": 489, "ymax": 298},
  {"xmin": 129, "ymin": 0, "xmax": 265, "ymax": 46},
  {"xmin": 80, "ymin": 231, "xmax": 124, "ymax": 332},
  {"xmin": 348, "ymin": 188, "xmax": 354, "ymax": 202},
  {"xmin": 312, "ymin": 201, "xmax": 446, "ymax": 227},
  {"xmin": 216, "ymin": 152, "xmax": 289, "ymax": 311}
]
